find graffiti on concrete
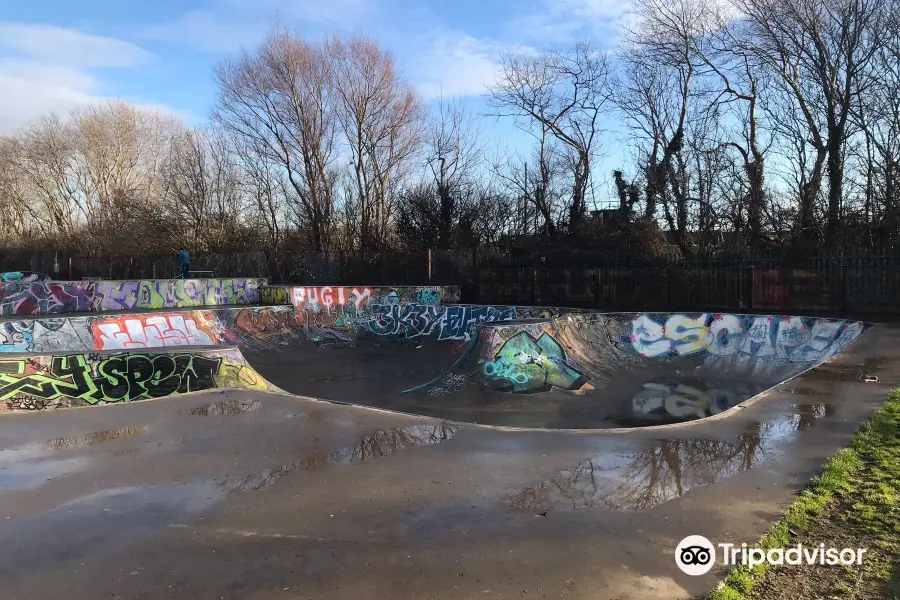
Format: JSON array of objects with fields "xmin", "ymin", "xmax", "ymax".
[
  {"xmin": 260, "ymin": 285, "xmax": 461, "ymax": 311},
  {"xmin": 473, "ymin": 325, "xmax": 588, "ymax": 393},
  {"xmin": 0, "ymin": 322, "xmax": 33, "ymax": 352},
  {"xmin": 259, "ymin": 286, "xmax": 291, "ymax": 305},
  {"xmin": 232, "ymin": 307, "xmax": 304, "ymax": 338},
  {"xmin": 291, "ymin": 286, "xmax": 373, "ymax": 310},
  {"xmin": 368, "ymin": 304, "xmax": 517, "ymax": 340},
  {"xmin": 1, "ymin": 348, "xmax": 271, "ymax": 410},
  {"xmin": 0, "ymin": 271, "xmax": 50, "ymax": 282},
  {"xmin": 95, "ymin": 279, "xmax": 261, "ymax": 310},
  {"xmin": 92, "ymin": 314, "xmax": 218, "ymax": 350},
  {"xmin": 631, "ymin": 378, "xmax": 765, "ymax": 421},
  {"xmin": 0, "ymin": 353, "xmax": 221, "ymax": 409},
  {"xmin": 0, "ymin": 278, "xmax": 265, "ymax": 316},
  {"xmin": 416, "ymin": 287, "xmax": 441, "ymax": 305},
  {"xmin": 626, "ymin": 313, "xmax": 866, "ymax": 362},
  {"xmin": 427, "ymin": 373, "xmax": 469, "ymax": 396},
  {"xmin": 0, "ymin": 282, "xmax": 94, "ymax": 316}
]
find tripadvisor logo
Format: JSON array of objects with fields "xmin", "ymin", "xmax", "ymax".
[{"xmin": 675, "ymin": 535, "xmax": 868, "ymax": 576}]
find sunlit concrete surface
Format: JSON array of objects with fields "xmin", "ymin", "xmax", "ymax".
[{"xmin": 0, "ymin": 322, "xmax": 895, "ymax": 600}]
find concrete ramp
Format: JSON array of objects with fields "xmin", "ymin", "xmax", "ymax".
[
  {"xmin": 404, "ymin": 313, "xmax": 868, "ymax": 428},
  {"xmin": 0, "ymin": 294, "xmax": 869, "ymax": 428}
]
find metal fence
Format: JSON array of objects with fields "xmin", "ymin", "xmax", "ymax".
[
  {"xmin": 0, "ymin": 248, "xmax": 474, "ymax": 287},
  {"xmin": 7, "ymin": 245, "xmax": 900, "ymax": 315},
  {"xmin": 475, "ymin": 248, "xmax": 900, "ymax": 315}
]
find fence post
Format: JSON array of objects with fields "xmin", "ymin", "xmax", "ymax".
[
  {"xmin": 840, "ymin": 260, "xmax": 848, "ymax": 316},
  {"xmin": 68, "ymin": 257, "xmax": 72, "ymax": 281},
  {"xmin": 747, "ymin": 265, "xmax": 755, "ymax": 311},
  {"xmin": 667, "ymin": 267, "xmax": 673, "ymax": 306},
  {"xmin": 532, "ymin": 268, "xmax": 538, "ymax": 305},
  {"xmin": 427, "ymin": 248, "xmax": 433, "ymax": 284}
]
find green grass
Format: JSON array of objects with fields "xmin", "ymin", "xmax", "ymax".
[{"xmin": 708, "ymin": 388, "xmax": 900, "ymax": 600}]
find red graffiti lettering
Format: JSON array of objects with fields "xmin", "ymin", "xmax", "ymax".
[
  {"xmin": 291, "ymin": 287, "xmax": 372, "ymax": 309},
  {"xmin": 92, "ymin": 314, "xmax": 218, "ymax": 350}
]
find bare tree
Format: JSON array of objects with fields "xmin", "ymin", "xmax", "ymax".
[
  {"xmin": 328, "ymin": 36, "xmax": 424, "ymax": 253},
  {"xmin": 397, "ymin": 98, "xmax": 508, "ymax": 249},
  {"xmin": 213, "ymin": 27, "xmax": 339, "ymax": 251},
  {"xmin": 730, "ymin": 0, "xmax": 887, "ymax": 245},
  {"xmin": 489, "ymin": 42, "xmax": 611, "ymax": 232},
  {"xmin": 158, "ymin": 127, "xmax": 247, "ymax": 252}
]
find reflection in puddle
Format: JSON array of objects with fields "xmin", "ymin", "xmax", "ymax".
[
  {"xmin": 509, "ymin": 405, "xmax": 830, "ymax": 513},
  {"xmin": 629, "ymin": 377, "xmax": 765, "ymax": 424},
  {"xmin": 188, "ymin": 399, "xmax": 262, "ymax": 416},
  {"xmin": 221, "ymin": 424, "xmax": 458, "ymax": 493},
  {"xmin": 0, "ymin": 457, "xmax": 90, "ymax": 492},
  {"xmin": 43, "ymin": 426, "xmax": 147, "ymax": 451}
]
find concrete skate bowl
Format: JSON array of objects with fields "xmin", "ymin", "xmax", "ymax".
[{"xmin": 0, "ymin": 280, "xmax": 868, "ymax": 429}]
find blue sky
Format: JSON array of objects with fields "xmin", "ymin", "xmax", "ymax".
[{"xmin": 0, "ymin": 0, "xmax": 632, "ymax": 206}]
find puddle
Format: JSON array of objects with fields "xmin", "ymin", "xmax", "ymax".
[
  {"xmin": 221, "ymin": 424, "xmax": 458, "ymax": 493},
  {"xmin": 0, "ymin": 457, "xmax": 91, "ymax": 492},
  {"xmin": 783, "ymin": 386, "xmax": 829, "ymax": 397},
  {"xmin": 508, "ymin": 405, "xmax": 831, "ymax": 513},
  {"xmin": 0, "ymin": 426, "xmax": 147, "ymax": 463},
  {"xmin": 187, "ymin": 398, "xmax": 262, "ymax": 416},
  {"xmin": 43, "ymin": 426, "xmax": 147, "ymax": 451},
  {"xmin": 0, "ymin": 482, "xmax": 222, "ymax": 586}
]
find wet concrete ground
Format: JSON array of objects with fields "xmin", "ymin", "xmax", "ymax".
[{"xmin": 0, "ymin": 324, "xmax": 897, "ymax": 599}]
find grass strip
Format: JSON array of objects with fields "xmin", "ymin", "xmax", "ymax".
[{"xmin": 709, "ymin": 388, "xmax": 900, "ymax": 600}]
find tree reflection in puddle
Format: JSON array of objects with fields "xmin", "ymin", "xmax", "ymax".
[
  {"xmin": 508, "ymin": 405, "xmax": 831, "ymax": 512},
  {"xmin": 220, "ymin": 424, "xmax": 459, "ymax": 493}
]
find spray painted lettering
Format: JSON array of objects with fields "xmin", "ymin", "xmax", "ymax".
[
  {"xmin": 291, "ymin": 286, "xmax": 373, "ymax": 310},
  {"xmin": 0, "ymin": 282, "xmax": 94, "ymax": 316},
  {"xmin": 92, "ymin": 314, "xmax": 218, "ymax": 350},
  {"xmin": 626, "ymin": 313, "xmax": 865, "ymax": 363},
  {"xmin": 0, "ymin": 353, "xmax": 222, "ymax": 408},
  {"xmin": 368, "ymin": 305, "xmax": 517, "ymax": 340},
  {"xmin": 259, "ymin": 286, "xmax": 291, "ymax": 305}
]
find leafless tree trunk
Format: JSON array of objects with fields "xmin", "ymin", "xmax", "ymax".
[
  {"xmin": 212, "ymin": 27, "xmax": 339, "ymax": 252},
  {"xmin": 328, "ymin": 36, "xmax": 424, "ymax": 254},
  {"xmin": 488, "ymin": 42, "xmax": 610, "ymax": 233},
  {"xmin": 730, "ymin": 0, "xmax": 886, "ymax": 245}
]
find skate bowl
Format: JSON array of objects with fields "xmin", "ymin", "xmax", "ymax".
[{"xmin": 0, "ymin": 281, "xmax": 869, "ymax": 428}]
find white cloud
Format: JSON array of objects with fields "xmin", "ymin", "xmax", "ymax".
[
  {"xmin": 0, "ymin": 22, "xmax": 153, "ymax": 68},
  {"xmin": 0, "ymin": 22, "xmax": 181, "ymax": 133},
  {"xmin": 409, "ymin": 32, "xmax": 515, "ymax": 99},
  {"xmin": 504, "ymin": 0, "xmax": 631, "ymax": 45}
]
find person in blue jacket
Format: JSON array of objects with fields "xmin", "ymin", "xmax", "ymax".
[{"xmin": 178, "ymin": 247, "xmax": 190, "ymax": 279}]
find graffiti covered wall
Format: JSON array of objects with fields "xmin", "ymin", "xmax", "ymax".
[
  {"xmin": 0, "ymin": 278, "xmax": 266, "ymax": 316},
  {"xmin": 471, "ymin": 322, "xmax": 589, "ymax": 393},
  {"xmin": 0, "ymin": 303, "xmax": 521, "ymax": 353},
  {"xmin": 623, "ymin": 313, "xmax": 865, "ymax": 363},
  {"xmin": 0, "ymin": 347, "xmax": 274, "ymax": 411},
  {"xmin": 259, "ymin": 285, "xmax": 460, "ymax": 309}
]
